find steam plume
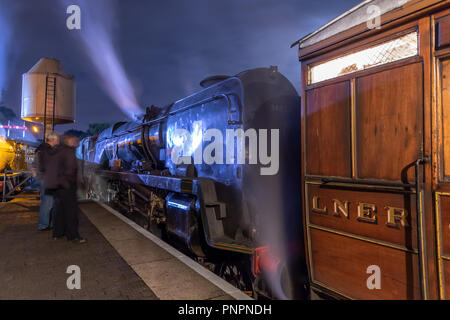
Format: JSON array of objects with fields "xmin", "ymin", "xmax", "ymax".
[
  {"xmin": 61, "ymin": 0, "xmax": 142, "ymax": 119},
  {"xmin": 0, "ymin": 2, "xmax": 12, "ymax": 101}
]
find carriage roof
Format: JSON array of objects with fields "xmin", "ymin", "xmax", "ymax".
[{"xmin": 291, "ymin": 0, "xmax": 442, "ymax": 51}]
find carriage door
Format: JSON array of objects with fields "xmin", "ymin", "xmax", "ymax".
[
  {"xmin": 305, "ymin": 35, "xmax": 429, "ymax": 299},
  {"xmin": 353, "ymin": 61, "xmax": 428, "ymax": 300},
  {"xmin": 436, "ymin": 57, "xmax": 450, "ymax": 299}
]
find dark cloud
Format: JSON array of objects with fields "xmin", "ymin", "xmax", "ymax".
[{"xmin": 0, "ymin": 0, "xmax": 360, "ymax": 131}]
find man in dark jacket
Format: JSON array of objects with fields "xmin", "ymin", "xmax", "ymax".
[
  {"xmin": 36, "ymin": 133, "xmax": 59, "ymax": 230},
  {"xmin": 53, "ymin": 135, "xmax": 86, "ymax": 244}
]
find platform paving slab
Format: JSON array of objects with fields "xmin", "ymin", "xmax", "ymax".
[
  {"xmin": 0, "ymin": 196, "xmax": 157, "ymax": 300},
  {"xmin": 79, "ymin": 201, "xmax": 241, "ymax": 300}
]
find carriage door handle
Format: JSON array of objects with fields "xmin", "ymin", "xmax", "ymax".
[
  {"xmin": 414, "ymin": 155, "xmax": 430, "ymax": 299},
  {"xmin": 414, "ymin": 155, "xmax": 430, "ymax": 197}
]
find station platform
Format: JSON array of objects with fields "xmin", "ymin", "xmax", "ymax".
[{"xmin": 0, "ymin": 193, "xmax": 251, "ymax": 300}]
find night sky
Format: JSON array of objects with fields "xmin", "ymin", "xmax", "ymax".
[{"xmin": 0, "ymin": 0, "xmax": 360, "ymax": 132}]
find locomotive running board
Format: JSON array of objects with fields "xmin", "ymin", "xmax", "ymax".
[{"xmin": 96, "ymin": 170, "xmax": 254, "ymax": 254}]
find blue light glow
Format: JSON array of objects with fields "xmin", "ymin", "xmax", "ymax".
[
  {"xmin": 0, "ymin": 8, "xmax": 12, "ymax": 97},
  {"xmin": 167, "ymin": 201, "xmax": 190, "ymax": 210}
]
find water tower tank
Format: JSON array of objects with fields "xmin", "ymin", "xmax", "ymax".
[{"xmin": 21, "ymin": 58, "xmax": 75, "ymax": 124}]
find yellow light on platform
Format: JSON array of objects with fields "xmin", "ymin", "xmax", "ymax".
[{"xmin": 32, "ymin": 126, "xmax": 39, "ymax": 133}]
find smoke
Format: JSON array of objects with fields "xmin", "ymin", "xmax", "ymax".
[
  {"xmin": 0, "ymin": 3, "xmax": 13, "ymax": 101},
  {"xmin": 61, "ymin": 0, "xmax": 142, "ymax": 119}
]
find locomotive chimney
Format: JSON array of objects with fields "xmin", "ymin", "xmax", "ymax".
[{"xmin": 21, "ymin": 58, "xmax": 76, "ymax": 141}]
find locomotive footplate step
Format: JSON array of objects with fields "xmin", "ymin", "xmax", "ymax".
[
  {"xmin": 79, "ymin": 201, "xmax": 252, "ymax": 300},
  {"xmin": 0, "ymin": 195, "xmax": 157, "ymax": 300}
]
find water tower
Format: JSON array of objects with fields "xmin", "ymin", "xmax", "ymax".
[{"xmin": 21, "ymin": 58, "xmax": 75, "ymax": 140}]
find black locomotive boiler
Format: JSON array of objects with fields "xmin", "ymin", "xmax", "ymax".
[{"xmin": 77, "ymin": 67, "xmax": 306, "ymax": 299}]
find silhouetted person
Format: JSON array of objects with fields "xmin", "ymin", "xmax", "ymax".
[
  {"xmin": 53, "ymin": 135, "xmax": 86, "ymax": 244},
  {"xmin": 37, "ymin": 132, "xmax": 59, "ymax": 231}
]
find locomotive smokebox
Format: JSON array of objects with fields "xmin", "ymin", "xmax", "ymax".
[{"xmin": 21, "ymin": 58, "xmax": 75, "ymax": 135}]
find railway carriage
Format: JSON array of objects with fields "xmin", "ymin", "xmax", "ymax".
[{"xmin": 293, "ymin": 0, "xmax": 450, "ymax": 300}]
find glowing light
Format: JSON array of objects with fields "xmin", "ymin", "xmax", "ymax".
[
  {"xmin": 32, "ymin": 126, "xmax": 39, "ymax": 133},
  {"xmin": 60, "ymin": 0, "xmax": 143, "ymax": 119},
  {"xmin": 0, "ymin": 8, "xmax": 12, "ymax": 96},
  {"xmin": 167, "ymin": 121, "xmax": 204, "ymax": 157},
  {"xmin": 0, "ymin": 125, "xmax": 28, "ymax": 130},
  {"xmin": 172, "ymin": 134, "xmax": 186, "ymax": 147},
  {"xmin": 309, "ymin": 32, "xmax": 418, "ymax": 84},
  {"xmin": 167, "ymin": 201, "xmax": 189, "ymax": 210}
]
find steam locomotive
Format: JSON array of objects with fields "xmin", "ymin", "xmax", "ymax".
[{"xmin": 77, "ymin": 67, "xmax": 306, "ymax": 299}]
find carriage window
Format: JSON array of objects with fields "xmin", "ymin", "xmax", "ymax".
[{"xmin": 309, "ymin": 32, "xmax": 418, "ymax": 85}]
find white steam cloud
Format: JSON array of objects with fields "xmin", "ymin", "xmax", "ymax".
[{"xmin": 62, "ymin": 0, "xmax": 143, "ymax": 119}]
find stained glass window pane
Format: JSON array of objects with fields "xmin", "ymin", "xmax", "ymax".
[{"xmin": 309, "ymin": 32, "xmax": 418, "ymax": 85}]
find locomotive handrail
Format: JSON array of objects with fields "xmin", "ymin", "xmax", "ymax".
[
  {"xmin": 169, "ymin": 94, "xmax": 233, "ymax": 117},
  {"xmin": 141, "ymin": 94, "xmax": 240, "ymax": 127},
  {"xmin": 148, "ymin": 93, "xmax": 242, "ymax": 124},
  {"xmin": 96, "ymin": 93, "xmax": 243, "ymax": 143},
  {"xmin": 320, "ymin": 178, "xmax": 415, "ymax": 189}
]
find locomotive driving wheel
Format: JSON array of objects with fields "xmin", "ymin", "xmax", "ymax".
[{"xmin": 215, "ymin": 260, "xmax": 254, "ymax": 297}]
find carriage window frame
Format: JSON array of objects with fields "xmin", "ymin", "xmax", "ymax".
[
  {"xmin": 439, "ymin": 57, "xmax": 450, "ymax": 182},
  {"xmin": 308, "ymin": 31, "xmax": 419, "ymax": 85}
]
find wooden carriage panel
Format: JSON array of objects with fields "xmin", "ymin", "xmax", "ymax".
[
  {"xmin": 437, "ymin": 194, "xmax": 450, "ymax": 299},
  {"xmin": 305, "ymin": 81, "xmax": 352, "ymax": 177},
  {"xmin": 307, "ymin": 184, "xmax": 417, "ymax": 249},
  {"xmin": 438, "ymin": 195, "xmax": 450, "ymax": 256},
  {"xmin": 444, "ymin": 260, "xmax": 450, "ymax": 299},
  {"xmin": 441, "ymin": 59, "xmax": 450, "ymax": 179},
  {"xmin": 437, "ymin": 15, "xmax": 450, "ymax": 50},
  {"xmin": 355, "ymin": 62, "xmax": 423, "ymax": 182},
  {"xmin": 309, "ymin": 228, "xmax": 421, "ymax": 300}
]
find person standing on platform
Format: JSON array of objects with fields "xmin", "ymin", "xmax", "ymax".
[
  {"xmin": 53, "ymin": 135, "xmax": 86, "ymax": 244},
  {"xmin": 36, "ymin": 132, "xmax": 59, "ymax": 231}
]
